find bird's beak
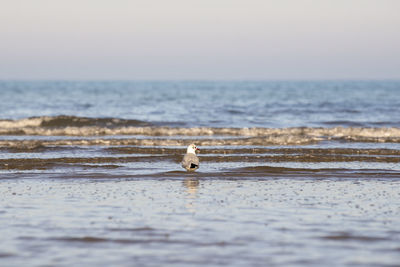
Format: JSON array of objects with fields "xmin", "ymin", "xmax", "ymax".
[{"xmin": 196, "ymin": 148, "xmax": 200, "ymax": 151}]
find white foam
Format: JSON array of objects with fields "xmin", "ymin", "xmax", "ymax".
[{"xmin": 1, "ymin": 117, "xmax": 400, "ymax": 144}]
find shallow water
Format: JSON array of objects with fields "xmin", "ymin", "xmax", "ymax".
[
  {"xmin": 1, "ymin": 81, "xmax": 400, "ymax": 266},
  {"xmin": 1, "ymin": 178, "xmax": 400, "ymax": 266}
]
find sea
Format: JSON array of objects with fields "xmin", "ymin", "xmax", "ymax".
[{"xmin": 1, "ymin": 80, "xmax": 400, "ymax": 266}]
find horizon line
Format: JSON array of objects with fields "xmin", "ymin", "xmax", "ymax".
[{"xmin": 1, "ymin": 78, "xmax": 400, "ymax": 82}]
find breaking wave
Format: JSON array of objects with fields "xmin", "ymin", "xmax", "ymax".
[
  {"xmin": 0, "ymin": 115, "xmax": 151, "ymax": 129},
  {"xmin": 1, "ymin": 116, "xmax": 400, "ymax": 144}
]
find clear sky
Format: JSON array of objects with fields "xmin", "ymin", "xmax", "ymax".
[{"xmin": 1, "ymin": 0, "xmax": 399, "ymax": 80}]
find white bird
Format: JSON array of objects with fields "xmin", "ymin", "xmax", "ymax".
[{"xmin": 181, "ymin": 144, "xmax": 200, "ymax": 172}]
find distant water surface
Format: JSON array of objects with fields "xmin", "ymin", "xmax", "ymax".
[{"xmin": 1, "ymin": 80, "xmax": 400, "ymax": 127}]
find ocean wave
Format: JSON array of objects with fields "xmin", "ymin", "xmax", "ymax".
[
  {"xmin": 1, "ymin": 116, "xmax": 400, "ymax": 144},
  {"xmin": 0, "ymin": 115, "xmax": 150, "ymax": 129}
]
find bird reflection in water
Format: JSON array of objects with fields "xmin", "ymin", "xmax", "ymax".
[{"xmin": 182, "ymin": 178, "xmax": 200, "ymax": 212}]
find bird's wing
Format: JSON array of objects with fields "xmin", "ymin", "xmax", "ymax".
[{"xmin": 181, "ymin": 153, "xmax": 199, "ymax": 168}]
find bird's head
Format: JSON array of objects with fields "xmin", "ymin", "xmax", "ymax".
[{"xmin": 187, "ymin": 144, "xmax": 200, "ymax": 154}]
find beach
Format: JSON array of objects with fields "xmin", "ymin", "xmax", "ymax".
[
  {"xmin": 2, "ymin": 178, "xmax": 400, "ymax": 266},
  {"xmin": 1, "ymin": 81, "xmax": 400, "ymax": 266}
]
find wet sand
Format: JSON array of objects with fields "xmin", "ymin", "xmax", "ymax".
[{"xmin": 1, "ymin": 178, "xmax": 400, "ymax": 266}]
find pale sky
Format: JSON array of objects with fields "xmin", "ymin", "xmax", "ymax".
[{"xmin": 0, "ymin": 0, "xmax": 399, "ymax": 80}]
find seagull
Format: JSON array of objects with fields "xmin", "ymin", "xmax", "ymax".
[{"xmin": 181, "ymin": 144, "xmax": 200, "ymax": 172}]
